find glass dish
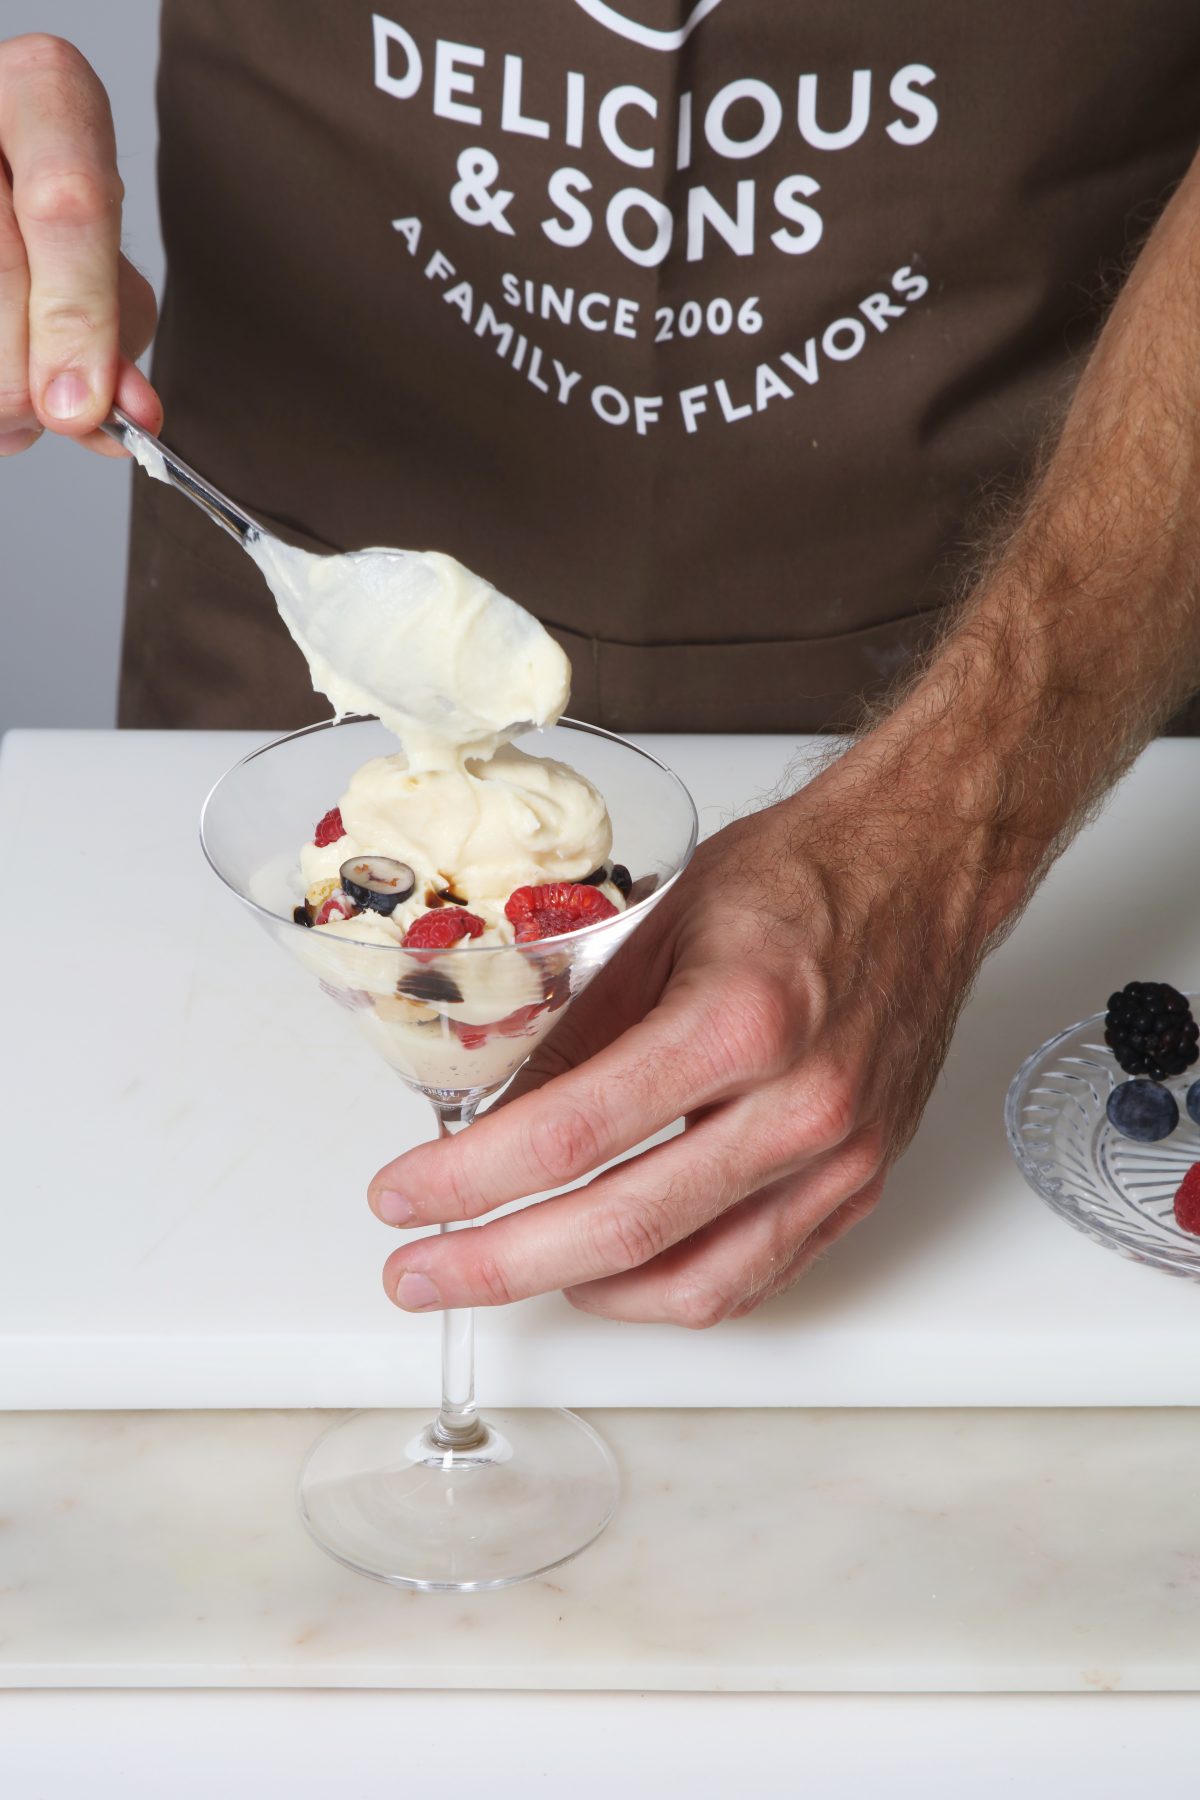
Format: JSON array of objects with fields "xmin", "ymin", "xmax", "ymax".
[
  {"xmin": 1005, "ymin": 1006, "xmax": 1200, "ymax": 1279},
  {"xmin": 201, "ymin": 714, "xmax": 698, "ymax": 1589}
]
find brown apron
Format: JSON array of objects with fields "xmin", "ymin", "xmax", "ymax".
[{"xmin": 121, "ymin": 0, "xmax": 1200, "ymax": 732}]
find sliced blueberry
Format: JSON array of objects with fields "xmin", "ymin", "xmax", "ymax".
[
  {"xmin": 340, "ymin": 855, "xmax": 415, "ymax": 915},
  {"xmin": 397, "ymin": 968, "xmax": 463, "ymax": 1006},
  {"xmin": 292, "ymin": 904, "xmax": 312, "ymax": 928},
  {"xmin": 1187, "ymin": 1082, "xmax": 1200, "ymax": 1129},
  {"xmin": 1106, "ymin": 1079, "xmax": 1179, "ymax": 1143}
]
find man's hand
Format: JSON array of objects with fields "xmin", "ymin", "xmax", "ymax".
[
  {"xmin": 0, "ymin": 33, "xmax": 160, "ymax": 457},
  {"xmin": 367, "ymin": 749, "xmax": 987, "ymax": 1327},
  {"xmin": 368, "ymin": 148, "xmax": 1200, "ymax": 1326}
]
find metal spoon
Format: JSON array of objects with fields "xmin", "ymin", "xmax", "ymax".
[{"xmin": 100, "ymin": 405, "xmax": 263, "ymax": 548}]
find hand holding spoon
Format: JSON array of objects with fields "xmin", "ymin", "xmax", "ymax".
[
  {"xmin": 101, "ymin": 407, "xmax": 569, "ymax": 764},
  {"xmin": 101, "ymin": 404, "xmax": 263, "ymax": 546}
]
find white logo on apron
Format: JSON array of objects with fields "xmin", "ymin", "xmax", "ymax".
[{"xmin": 570, "ymin": 0, "xmax": 727, "ymax": 52}]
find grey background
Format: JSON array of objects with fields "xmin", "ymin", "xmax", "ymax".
[{"xmin": 1, "ymin": 1, "xmax": 164, "ymax": 730}]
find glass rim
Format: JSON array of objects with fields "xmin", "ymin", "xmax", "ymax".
[{"xmin": 198, "ymin": 713, "xmax": 700, "ymax": 956}]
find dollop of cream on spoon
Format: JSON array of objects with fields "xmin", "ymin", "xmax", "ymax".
[{"xmin": 246, "ymin": 537, "xmax": 570, "ymax": 772}]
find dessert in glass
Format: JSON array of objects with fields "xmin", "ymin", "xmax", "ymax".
[{"xmin": 199, "ymin": 540, "xmax": 697, "ymax": 1589}]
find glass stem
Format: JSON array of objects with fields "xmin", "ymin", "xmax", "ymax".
[{"xmin": 428, "ymin": 1098, "xmax": 486, "ymax": 1450}]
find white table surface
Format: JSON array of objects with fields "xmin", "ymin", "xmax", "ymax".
[
  {"xmin": 6, "ymin": 1692, "xmax": 1200, "ymax": 1800},
  {"xmin": 3, "ymin": 728, "xmax": 1200, "ymax": 1409}
]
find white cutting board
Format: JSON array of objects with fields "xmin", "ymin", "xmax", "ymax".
[{"xmin": 2, "ymin": 728, "xmax": 1199, "ymax": 1408}]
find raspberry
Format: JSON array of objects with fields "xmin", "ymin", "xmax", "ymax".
[
  {"xmin": 497, "ymin": 1001, "xmax": 547, "ymax": 1037},
  {"xmin": 313, "ymin": 890, "xmax": 355, "ymax": 926},
  {"xmin": 451, "ymin": 1020, "xmax": 490, "ymax": 1050},
  {"xmin": 402, "ymin": 909, "xmax": 486, "ymax": 949},
  {"xmin": 451, "ymin": 1002, "xmax": 547, "ymax": 1051},
  {"xmin": 1175, "ymin": 1165, "xmax": 1200, "ymax": 1236},
  {"xmin": 504, "ymin": 882, "xmax": 618, "ymax": 943},
  {"xmin": 314, "ymin": 806, "xmax": 345, "ymax": 847}
]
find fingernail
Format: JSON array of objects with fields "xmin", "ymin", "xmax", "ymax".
[
  {"xmin": 376, "ymin": 1190, "xmax": 415, "ymax": 1226},
  {"xmin": 0, "ymin": 428, "xmax": 39, "ymax": 456},
  {"xmin": 395, "ymin": 1271, "xmax": 440, "ymax": 1311},
  {"xmin": 42, "ymin": 372, "xmax": 90, "ymax": 420}
]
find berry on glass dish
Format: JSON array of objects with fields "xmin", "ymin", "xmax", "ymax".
[
  {"xmin": 1105, "ymin": 1079, "xmax": 1179, "ymax": 1143},
  {"xmin": 1103, "ymin": 981, "xmax": 1199, "ymax": 1079},
  {"xmin": 1174, "ymin": 1165, "xmax": 1200, "ymax": 1237},
  {"xmin": 1099, "ymin": 981, "xmax": 1200, "ymax": 1142}
]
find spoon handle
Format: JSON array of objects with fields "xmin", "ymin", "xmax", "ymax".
[{"xmin": 100, "ymin": 406, "xmax": 262, "ymax": 548}]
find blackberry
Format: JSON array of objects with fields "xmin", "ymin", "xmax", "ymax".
[{"xmin": 1104, "ymin": 981, "xmax": 1199, "ymax": 1079}]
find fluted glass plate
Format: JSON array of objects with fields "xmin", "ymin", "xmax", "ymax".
[{"xmin": 1005, "ymin": 1007, "xmax": 1200, "ymax": 1279}]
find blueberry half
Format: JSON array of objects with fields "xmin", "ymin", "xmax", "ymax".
[{"xmin": 340, "ymin": 855, "xmax": 415, "ymax": 915}]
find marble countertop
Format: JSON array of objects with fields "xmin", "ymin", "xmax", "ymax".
[{"xmin": 5, "ymin": 1404, "xmax": 1200, "ymax": 1693}]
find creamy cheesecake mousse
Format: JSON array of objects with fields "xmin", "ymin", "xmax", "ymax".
[{"xmin": 246, "ymin": 536, "xmax": 636, "ymax": 1089}]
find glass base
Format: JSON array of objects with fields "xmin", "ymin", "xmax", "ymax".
[{"xmin": 297, "ymin": 1408, "xmax": 620, "ymax": 1591}]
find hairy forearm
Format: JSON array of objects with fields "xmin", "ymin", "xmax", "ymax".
[{"xmin": 835, "ymin": 149, "xmax": 1200, "ymax": 959}]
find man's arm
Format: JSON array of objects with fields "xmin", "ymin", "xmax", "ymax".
[
  {"xmin": 366, "ymin": 154, "xmax": 1200, "ymax": 1328},
  {"xmin": 873, "ymin": 142, "xmax": 1200, "ymax": 946}
]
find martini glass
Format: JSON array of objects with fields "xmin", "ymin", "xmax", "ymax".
[{"xmin": 200, "ymin": 716, "xmax": 697, "ymax": 1590}]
